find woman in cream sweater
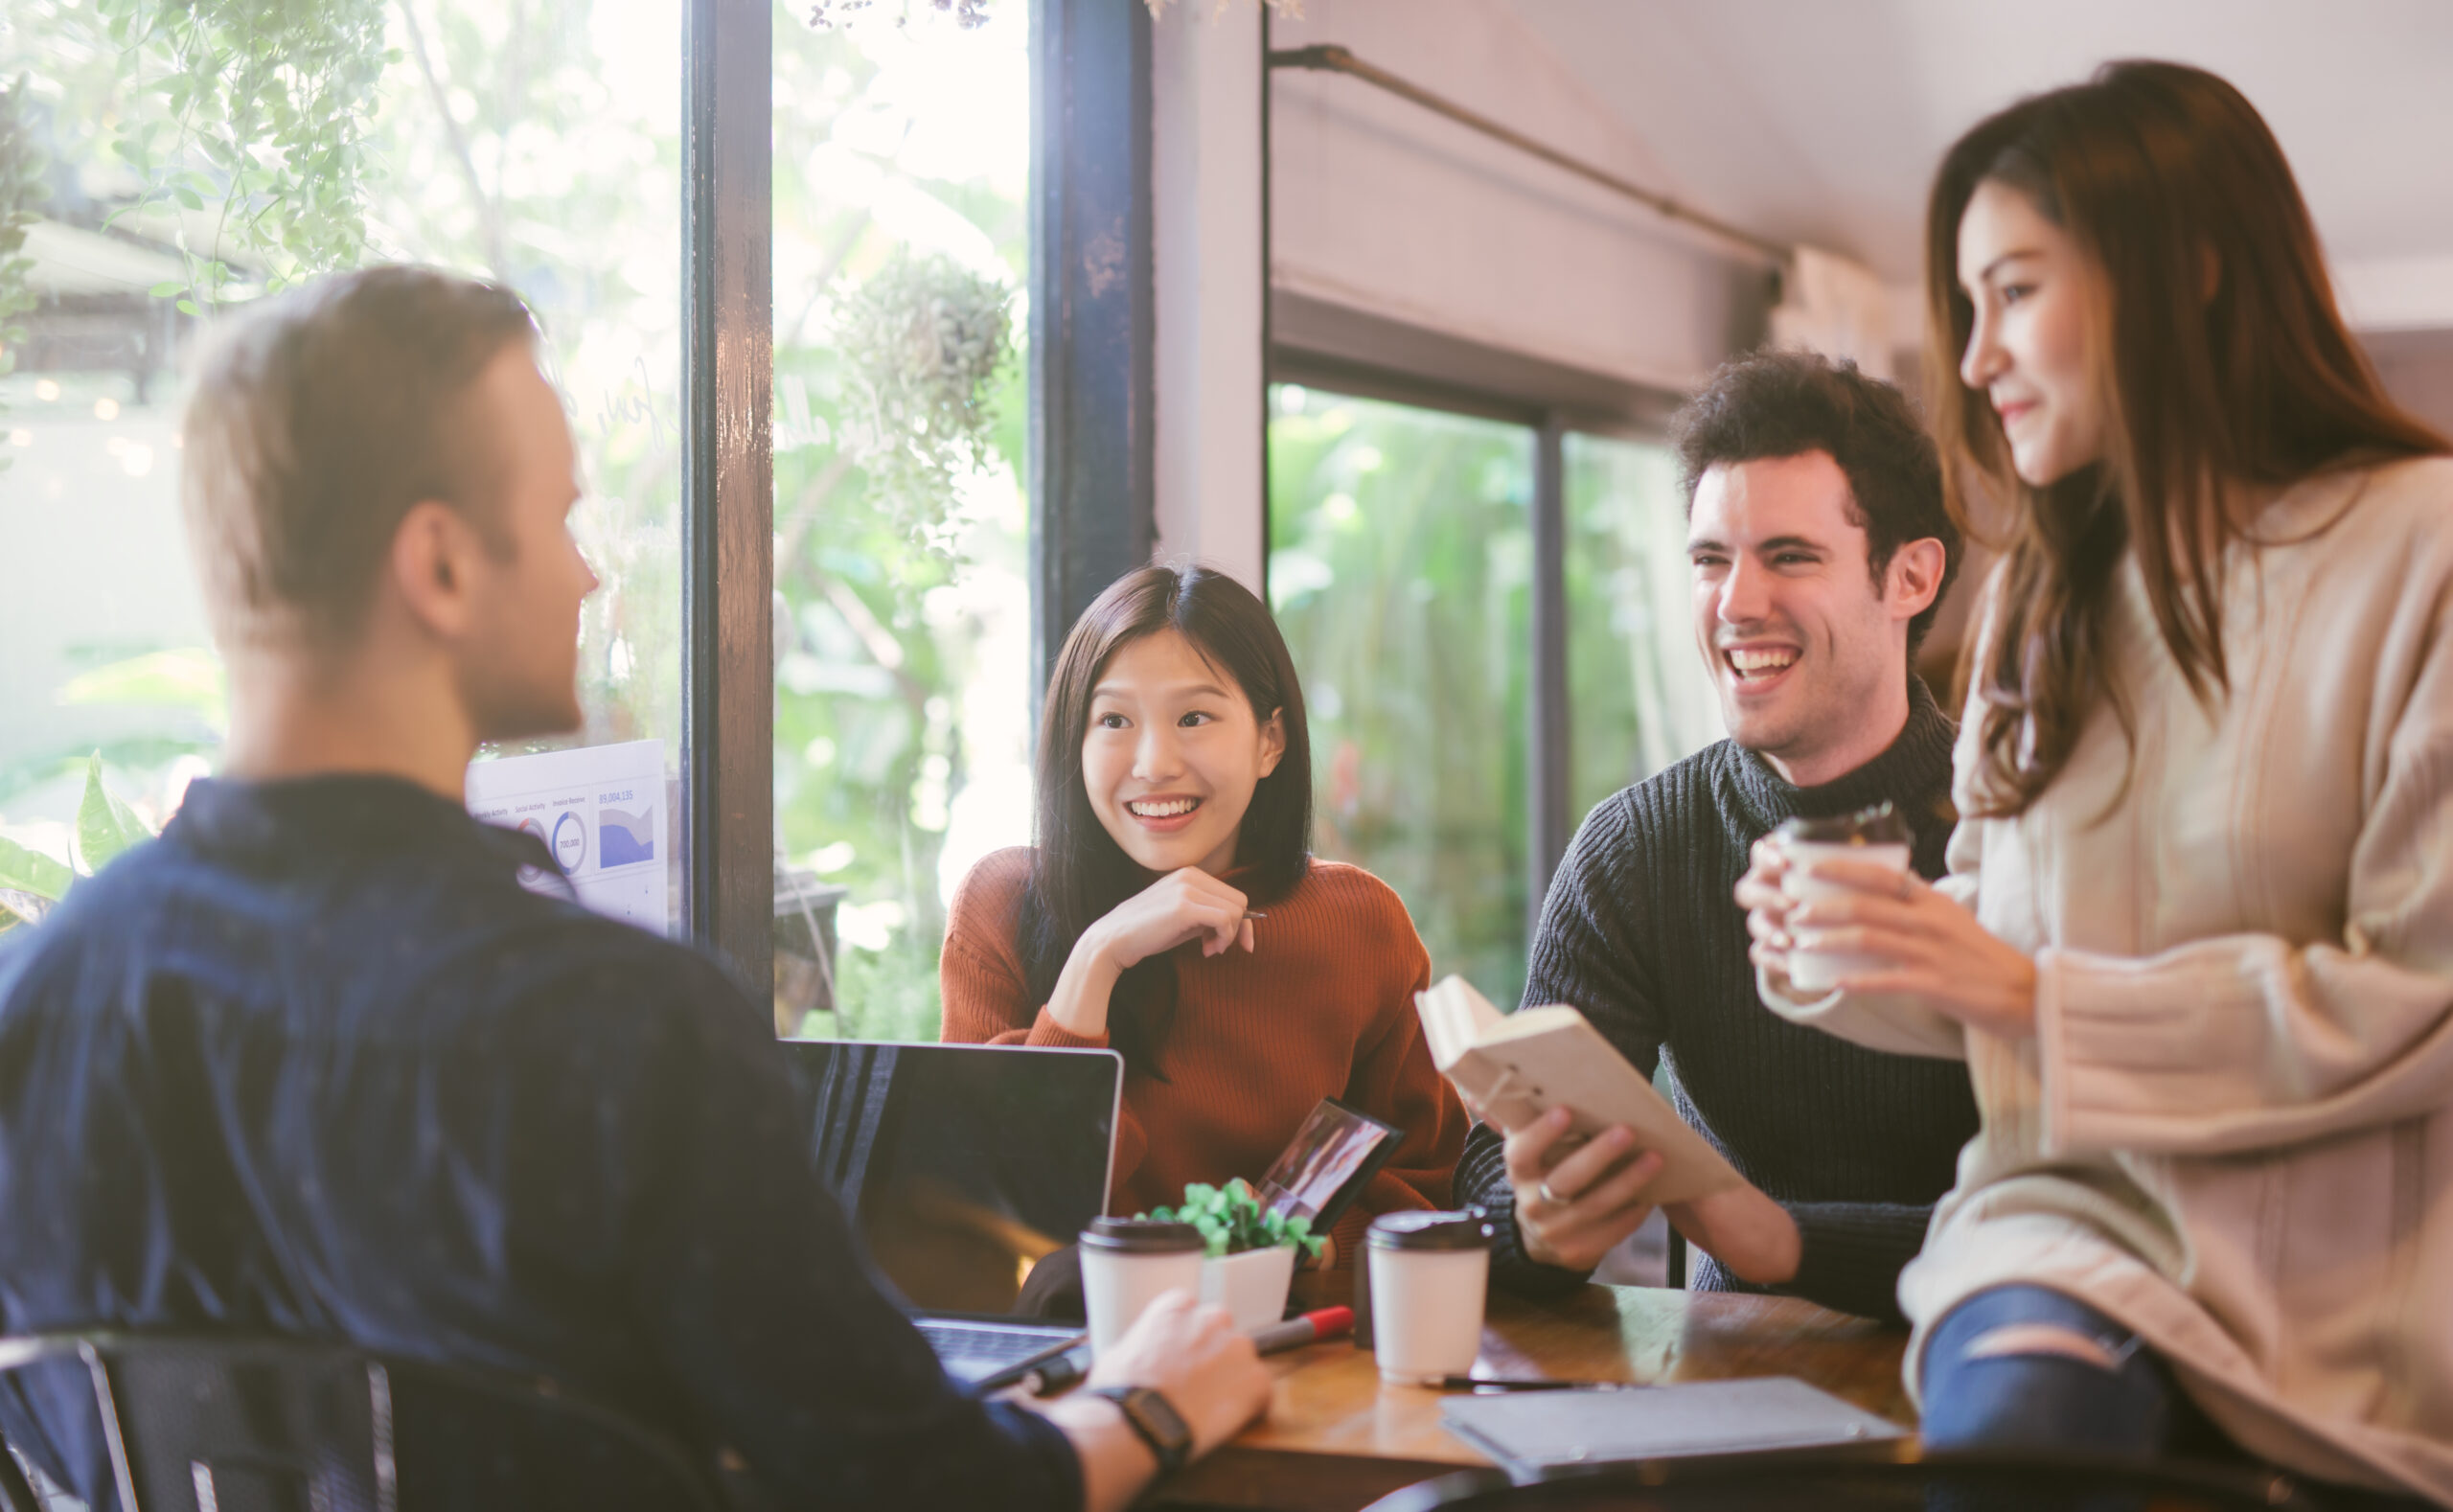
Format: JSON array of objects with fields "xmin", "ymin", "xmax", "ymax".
[{"xmin": 1739, "ymin": 62, "xmax": 2452, "ymax": 1502}]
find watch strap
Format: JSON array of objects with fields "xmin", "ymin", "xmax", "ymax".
[{"xmin": 1090, "ymin": 1385, "xmax": 1192, "ymax": 1474}]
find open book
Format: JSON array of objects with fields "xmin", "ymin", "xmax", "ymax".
[{"xmin": 1416, "ymin": 976, "xmax": 1742, "ymax": 1207}]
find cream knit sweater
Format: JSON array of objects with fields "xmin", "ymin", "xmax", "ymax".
[{"xmin": 1764, "ymin": 457, "xmax": 2453, "ymax": 1502}]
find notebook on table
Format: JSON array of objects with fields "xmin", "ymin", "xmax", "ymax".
[
  {"xmin": 782, "ymin": 1039, "xmax": 1121, "ymax": 1392},
  {"xmin": 1441, "ymin": 1377, "xmax": 1909, "ymax": 1475}
]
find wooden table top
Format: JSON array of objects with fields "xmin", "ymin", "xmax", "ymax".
[{"xmin": 1153, "ymin": 1283, "xmax": 1914, "ymax": 1512}]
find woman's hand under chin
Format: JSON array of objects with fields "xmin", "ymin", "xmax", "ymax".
[
  {"xmin": 1778, "ymin": 855, "xmax": 2040, "ymax": 1039},
  {"xmin": 1045, "ymin": 868, "xmax": 1258, "ymax": 1039}
]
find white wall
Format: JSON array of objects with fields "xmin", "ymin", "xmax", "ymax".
[
  {"xmin": 1268, "ymin": 0, "xmax": 1766, "ymax": 399},
  {"xmin": 1151, "ymin": 0, "xmax": 1267, "ymax": 590}
]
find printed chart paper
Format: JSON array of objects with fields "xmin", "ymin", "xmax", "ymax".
[{"xmin": 466, "ymin": 739, "xmax": 670, "ymax": 933}]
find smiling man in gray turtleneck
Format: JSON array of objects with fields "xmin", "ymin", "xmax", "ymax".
[{"xmin": 1455, "ymin": 349, "xmax": 1979, "ymax": 1323}]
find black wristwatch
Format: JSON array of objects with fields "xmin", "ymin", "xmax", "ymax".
[{"xmin": 1090, "ymin": 1385, "xmax": 1193, "ymax": 1475}]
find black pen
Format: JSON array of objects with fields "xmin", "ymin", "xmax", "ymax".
[
  {"xmin": 1437, "ymin": 1376, "xmax": 1634, "ymax": 1392},
  {"xmin": 1022, "ymin": 1344, "xmax": 1092, "ymax": 1397}
]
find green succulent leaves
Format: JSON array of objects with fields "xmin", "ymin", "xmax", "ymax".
[{"xmin": 1140, "ymin": 1178, "xmax": 1324, "ymax": 1260}]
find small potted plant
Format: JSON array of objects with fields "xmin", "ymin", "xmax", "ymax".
[{"xmin": 1140, "ymin": 1179, "xmax": 1323, "ymax": 1331}]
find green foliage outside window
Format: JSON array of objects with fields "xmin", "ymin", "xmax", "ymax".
[
  {"xmin": 92, "ymin": 0, "xmax": 390, "ymax": 312},
  {"xmin": 1564, "ymin": 434, "xmax": 1722, "ymax": 821},
  {"xmin": 768, "ymin": 9, "xmax": 1031, "ymax": 1042},
  {"xmin": 3, "ymin": 1, "xmax": 1026, "ymax": 1044},
  {"xmin": 1268, "ymin": 388, "xmax": 1536, "ymax": 1011},
  {"xmin": 2, "ymin": 0, "xmax": 686, "ymax": 875}
]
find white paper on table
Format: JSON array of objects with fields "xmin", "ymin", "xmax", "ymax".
[{"xmin": 465, "ymin": 738, "xmax": 671, "ymax": 934}]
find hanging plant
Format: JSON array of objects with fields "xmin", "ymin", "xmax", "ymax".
[
  {"xmin": 809, "ymin": 0, "xmax": 991, "ymax": 31},
  {"xmin": 833, "ymin": 248, "xmax": 1015, "ymax": 555},
  {"xmin": 93, "ymin": 0, "xmax": 392, "ymax": 312}
]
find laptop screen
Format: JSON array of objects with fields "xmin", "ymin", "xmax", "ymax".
[{"xmin": 781, "ymin": 1039, "xmax": 1120, "ymax": 1319}]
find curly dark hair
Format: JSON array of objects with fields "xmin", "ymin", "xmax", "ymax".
[{"xmin": 1671, "ymin": 348, "xmax": 1960, "ymax": 658}]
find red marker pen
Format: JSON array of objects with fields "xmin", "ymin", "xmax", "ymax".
[{"xmin": 1249, "ymin": 1305, "xmax": 1355, "ymax": 1356}]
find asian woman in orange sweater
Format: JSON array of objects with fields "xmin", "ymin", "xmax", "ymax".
[{"xmin": 940, "ymin": 564, "xmax": 1465, "ymax": 1266}]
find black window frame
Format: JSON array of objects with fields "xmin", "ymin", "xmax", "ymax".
[{"xmin": 680, "ymin": 0, "xmax": 1154, "ymax": 997}]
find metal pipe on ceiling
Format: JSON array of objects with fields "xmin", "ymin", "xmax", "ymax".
[{"xmin": 1267, "ymin": 42, "xmax": 1795, "ymax": 270}]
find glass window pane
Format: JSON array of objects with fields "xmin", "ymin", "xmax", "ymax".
[
  {"xmin": 1563, "ymin": 433, "xmax": 1723, "ymax": 824},
  {"xmin": 1268, "ymin": 384, "xmax": 1535, "ymax": 1011},
  {"xmin": 770, "ymin": 6, "xmax": 1030, "ymax": 1042},
  {"xmin": 2, "ymin": 0, "xmax": 685, "ymax": 931}
]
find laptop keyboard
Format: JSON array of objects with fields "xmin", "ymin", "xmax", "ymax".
[{"xmin": 918, "ymin": 1321, "xmax": 1068, "ymax": 1368}]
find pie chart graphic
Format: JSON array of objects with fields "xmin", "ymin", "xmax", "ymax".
[
  {"xmin": 551, "ymin": 811, "xmax": 587, "ymax": 874},
  {"xmin": 513, "ymin": 817, "xmax": 550, "ymax": 883}
]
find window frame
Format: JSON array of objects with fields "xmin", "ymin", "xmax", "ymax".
[
  {"xmin": 679, "ymin": 0, "xmax": 1150, "ymax": 996},
  {"xmin": 681, "ymin": 0, "xmax": 776, "ymax": 992},
  {"xmin": 1264, "ymin": 326, "xmax": 1684, "ymax": 952}
]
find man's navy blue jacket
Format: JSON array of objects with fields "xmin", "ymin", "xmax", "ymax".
[{"xmin": 0, "ymin": 775, "xmax": 1079, "ymax": 1509}]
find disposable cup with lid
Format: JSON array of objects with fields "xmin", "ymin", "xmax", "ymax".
[
  {"xmin": 1366, "ymin": 1211, "xmax": 1491, "ymax": 1385},
  {"xmin": 1080, "ymin": 1218, "xmax": 1205, "ymax": 1355}
]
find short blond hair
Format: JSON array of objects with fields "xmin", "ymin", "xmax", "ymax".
[{"xmin": 181, "ymin": 265, "xmax": 539, "ymax": 650}]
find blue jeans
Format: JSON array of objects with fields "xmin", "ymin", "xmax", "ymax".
[
  {"xmin": 1923, "ymin": 1285, "xmax": 2436, "ymax": 1509},
  {"xmin": 1922, "ymin": 1284, "xmax": 2181, "ymax": 1457}
]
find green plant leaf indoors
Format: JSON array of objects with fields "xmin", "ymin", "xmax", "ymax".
[
  {"xmin": 1140, "ymin": 1178, "xmax": 1327, "ymax": 1259},
  {"xmin": 0, "ymin": 835, "xmax": 74, "ymax": 905},
  {"xmin": 75, "ymin": 752, "xmax": 154, "ymax": 874}
]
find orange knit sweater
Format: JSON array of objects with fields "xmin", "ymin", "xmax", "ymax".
[{"xmin": 939, "ymin": 847, "xmax": 1466, "ymax": 1264}]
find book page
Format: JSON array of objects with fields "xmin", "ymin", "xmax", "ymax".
[{"xmin": 1414, "ymin": 975, "xmax": 1740, "ymax": 1205}]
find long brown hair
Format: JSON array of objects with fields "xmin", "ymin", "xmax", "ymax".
[
  {"xmin": 1925, "ymin": 60, "xmax": 2446, "ymax": 816},
  {"xmin": 1020, "ymin": 565, "xmax": 1314, "ymax": 1078}
]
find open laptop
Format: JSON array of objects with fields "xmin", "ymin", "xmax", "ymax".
[{"xmin": 782, "ymin": 1039, "xmax": 1121, "ymax": 1392}]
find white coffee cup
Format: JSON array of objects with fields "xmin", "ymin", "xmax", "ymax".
[
  {"xmin": 1366, "ymin": 1211, "xmax": 1492, "ymax": 1385},
  {"xmin": 1779, "ymin": 838, "xmax": 1912, "ymax": 994},
  {"xmin": 1079, "ymin": 1218, "xmax": 1205, "ymax": 1356}
]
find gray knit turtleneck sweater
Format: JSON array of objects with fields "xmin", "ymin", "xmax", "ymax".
[{"xmin": 1455, "ymin": 676, "xmax": 1979, "ymax": 1323}]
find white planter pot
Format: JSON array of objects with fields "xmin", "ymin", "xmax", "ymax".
[{"xmin": 1198, "ymin": 1244, "xmax": 1298, "ymax": 1332}]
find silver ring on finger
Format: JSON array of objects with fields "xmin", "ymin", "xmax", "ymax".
[{"xmin": 1536, "ymin": 1180, "xmax": 1566, "ymax": 1207}]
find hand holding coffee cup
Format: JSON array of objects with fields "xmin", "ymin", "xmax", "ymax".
[{"xmin": 1771, "ymin": 802, "xmax": 1913, "ymax": 994}]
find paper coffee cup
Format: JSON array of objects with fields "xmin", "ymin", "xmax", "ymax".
[
  {"xmin": 1080, "ymin": 1218, "xmax": 1204, "ymax": 1356},
  {"xmin": 1366, "ymin": 1212, "xmax": 1491, "ymax": 1385},
  {"xmin": 1774, "ymin": 803, "xmax": 1914, "ymax": 995}
]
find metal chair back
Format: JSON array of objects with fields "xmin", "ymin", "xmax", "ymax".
[
  {"xmin": 0, "ymin": 1333, "xmax": 719, "ymax": 1512},
  {"xmin": 1360, "ymin": 1450, "xmax": 2327, "ymax": 1511}
]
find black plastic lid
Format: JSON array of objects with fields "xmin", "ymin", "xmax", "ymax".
[
  {"xmin": 1775, "ymin": 800, "xmax": 1912, "ymax": 847},
  {"xmin": 1366, "ymin": 1210, "xmax": 1493, "ymax": 1252},
  {"xmin": 1081, "ymin": 1217, "xmax": 1204, "ymax": 1255}
]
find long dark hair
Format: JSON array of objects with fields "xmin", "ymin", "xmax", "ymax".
[
  {"xmin": 1924, "ymin": 60, "xmax": 2446, "ymax": 817},
  {"xmin": 1020, "ymin": 565, "xmax": 1315, "ymax": 1077}
]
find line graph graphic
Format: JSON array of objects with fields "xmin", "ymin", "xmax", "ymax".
[{"xmin": 601, "ymin": 807, "xmax": 656, "ymax": 868}]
